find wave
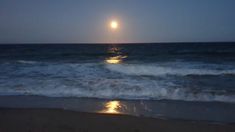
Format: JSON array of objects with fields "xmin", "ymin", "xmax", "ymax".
[
  {"xmin": 0, "ymin": 77, "xmax": 235, "ymax": 103},
  {"xmin": 105, "ymin": 63, "xmax": 235, "ymax": 76},
  {"xmin": 0, "ymin": 61, "xmax": 235, "ymax": 103},
  {"xmin": 17, "ymin": 60, "xmax": 38, "ymax": 64}
]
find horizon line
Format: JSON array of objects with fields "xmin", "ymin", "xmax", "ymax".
[{"xmin": 0, "ymin": 41, "xmax": 235, "ymax": 45}]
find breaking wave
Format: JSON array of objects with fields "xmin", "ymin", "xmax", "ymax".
[
  {"xmin": 106, "ymin": 63, "xmax": 235, "ymax": 76},
  {"xmin": 0, "ymin": 61, "xmax": 235, "ymax": 103},
  {"xmin": 0, "ymin": 77, "xmax": 235, "ymax": 103},
  {"xmin": 17, "ymin": 60, "xmax": 38, "ymax": 64}
]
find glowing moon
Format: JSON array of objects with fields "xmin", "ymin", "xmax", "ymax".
[{"xmin": 110, "ymin": 20, "xmax": 118, "ymax": 29}]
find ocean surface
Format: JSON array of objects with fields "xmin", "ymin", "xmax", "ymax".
[{"xmin": 1, "ymin": 43, "xmax": 235, "ymax": 122}]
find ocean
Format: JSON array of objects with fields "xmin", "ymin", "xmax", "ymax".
[{"xmin": 0, "ymin": 43, "xmax": 235, "ymax": 123}]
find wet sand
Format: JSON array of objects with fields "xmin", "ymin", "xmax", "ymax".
[{"xmin": 0, "ymin": 108, "xmax": 234, "ymax": 132}]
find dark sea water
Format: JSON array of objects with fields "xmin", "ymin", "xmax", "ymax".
[{"xmin": 1, "ymin": 43, "xmax": 235, "ymax": 122}]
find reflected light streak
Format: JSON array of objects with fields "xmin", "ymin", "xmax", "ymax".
[
  {"xmin": 102, "ymin": 101, "xmax": 121, "ymax": 114},
  {"xmin": 105, "ymin": 55, "xmax": 127, "ymax": 64},
  {"xmin": 106, "ymin": 59, "xmax": 121, "ymax": 64},
  {"xmin": 105, "ymin": 45, "xmax": 127, "ymax": 64}
]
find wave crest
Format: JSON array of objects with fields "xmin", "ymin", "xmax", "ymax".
[
  {"xmin": 0, "ymin": 76, "xmax": 235, "ymax": 103},
  {"xmin": 106, "ymin": 63, "xmax": 235, "ymax": 76},
  {"xmin": 0, "ymin": 61, "xmax": 235, "ymax": 103}
]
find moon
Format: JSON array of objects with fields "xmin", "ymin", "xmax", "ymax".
[{"xmin": 110, "ymin": 20, "xmax": 118, "ymax": 30}]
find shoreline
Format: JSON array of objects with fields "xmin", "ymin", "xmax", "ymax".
[
  {"xmin": 0, "ymin": 108, "xmax": 234, "ymax": 132},
  {"xmin": 0, "ymin": 95, "xmax": 235, "ymax": 123}
]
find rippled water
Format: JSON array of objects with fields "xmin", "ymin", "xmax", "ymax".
[{"xmin": 1, "ymin": 43, "xmax": 235, "ymax": 103}]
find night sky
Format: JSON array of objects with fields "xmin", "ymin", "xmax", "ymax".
[{"xmin": 1, "ymin": 0, "xmax": 235, "ymax": 43}]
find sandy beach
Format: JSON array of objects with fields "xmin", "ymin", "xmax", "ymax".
[{"xmin": 0, "ymin": 108, "xmax": 234, "ymax": 132}]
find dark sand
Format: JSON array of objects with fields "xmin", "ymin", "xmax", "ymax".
[{"xmin": 0, "ymin": 108, "xmax": 234, "ymax": 132}]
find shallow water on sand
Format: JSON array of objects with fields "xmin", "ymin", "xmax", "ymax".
[{"xmin": 0, "ymin": 96, "xmax": 234, "ymax": 123}]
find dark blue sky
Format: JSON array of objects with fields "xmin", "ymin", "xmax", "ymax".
[{"xmin": 1, "ymin": 0, "xmax": 235, "ymax": 43}]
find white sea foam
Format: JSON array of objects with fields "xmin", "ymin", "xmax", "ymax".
[
  {"xmin": 0, "ymin": 75, "xmax": 235, "ymax": 103},
  {"xmin": 105, "ymin": 63, "xmax": 235, "ymax": 76},
  {"xmin": 17, "ymin": 60, "xmax": 38, "ymax": 64},
  {"xmin": 0, "ymin": 61, "xmax": 235, "ymax": 103}
]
